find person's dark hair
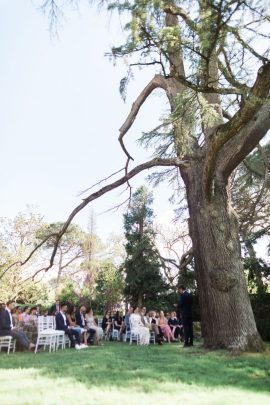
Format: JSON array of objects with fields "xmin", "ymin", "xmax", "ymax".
[
  {"xmin": 178, "ymin": 285, "xmax": 186, "ymax": 291},
  {"xmin": 60, "ymin": 302, "xmax": 67, "ymax": 309},
  {"xmin": 86, "ymin": 307, "xmax": 92, "ymax": 314},
  {"xmin": 67, "ymin": 304, "xmax": 75, "ymax": 315},
  {"xmin": 23, "ymin": 305, "xmax": 30, "ymax": 311},
  {"xmin": 6, "ymin": 300, "xmax": 14, "ymax": 307},
  {"xmin": 30, "ymin": 306, "xmax": 37, "ymax": 313}
]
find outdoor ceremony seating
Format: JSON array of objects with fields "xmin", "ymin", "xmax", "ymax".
[
  {"xmin": 129, "ymin": 318, "xmax": 140, "ymax": 345},
  {"xmin": 111, "ymin": 320, "xmax": 120, "ymax": 341},
  {"xmin": 35, "ymin": 316, "xmax": 64, "ymax": 353},
  {"xmin": 0, "ymin": 336, "xmax": 16, "ymax": 354}
]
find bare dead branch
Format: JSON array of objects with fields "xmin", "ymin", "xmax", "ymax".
[
  {"xmin": 78, "ymin": 166, "xmax": 125, "ymax": 196},
  {"xmin": 118, "ymin": 74, "xmax": 169, "ymax": 160}
]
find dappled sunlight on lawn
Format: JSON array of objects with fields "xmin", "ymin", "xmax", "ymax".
[{"xmin": 0, "ymin": 344, "xmax": 269, "ymax": 404}]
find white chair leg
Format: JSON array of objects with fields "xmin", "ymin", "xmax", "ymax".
[{"xmin": 35, "ymin": 337, "xmax": 40, "ymax": 354}]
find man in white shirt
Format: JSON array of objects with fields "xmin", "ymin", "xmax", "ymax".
[{"xmin": 55, "ymin": 303, "xmax": 87, "ymax": 349}]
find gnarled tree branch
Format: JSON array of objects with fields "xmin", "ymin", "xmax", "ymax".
[
  {"xmin": 118, "ymin": 74, "xmax": 169, "ymax": 161},
  {"xmin": 204, "ymin": 61, "xmax": 270, "ymax": 198}
]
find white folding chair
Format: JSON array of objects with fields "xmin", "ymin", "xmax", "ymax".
[
  {"xmin": 129, "ymin": 319, "xmax": 140, "ymax": 345},
  {"xmin": 52, "ymin": 316, "xmax": 69, "ymax": 349},
  {"xmin": 35, "ymin": 316, "xmax": 60, "ymax": 353},
  {"xmin": 111, "ymin": 320, "xmax": 119, "ymax": 341},
  {"xmin": 150, "ymin": 331, "xmax": 156, "ymax": 344},
  {"xmin": 0, "ymin": 336, "xmax": 16, "ymax": 354}
]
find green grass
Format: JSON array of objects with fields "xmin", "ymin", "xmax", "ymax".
[{"xmin": 0, "ymin": 342, "xmax": 270, "ymax": 405}]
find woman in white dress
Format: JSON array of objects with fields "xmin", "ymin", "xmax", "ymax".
[
  {"xmin": 130, "ymin": 307, "xmax": 150, "ymax": 345},
  {"xmin": 85, "ymin": 308, "xmax": 103, "ymax": 345}
]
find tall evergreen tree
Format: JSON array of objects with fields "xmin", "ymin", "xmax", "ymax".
[{"xmin": 123, "ymin": 186, "xmax": 166, "ymax": 307}]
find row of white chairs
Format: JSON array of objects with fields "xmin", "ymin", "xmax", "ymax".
[{"xmin": 35, "ymin": 316, "xmax": 71, "ymax": 353}]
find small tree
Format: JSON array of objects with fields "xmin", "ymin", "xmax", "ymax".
[
  {"xmin": 94, "ymin": 261, "xmax": 124, "ymax": 311},
  {"xmin": 123, "ymin": 186, "xmax": 167, "ymax": 307}
]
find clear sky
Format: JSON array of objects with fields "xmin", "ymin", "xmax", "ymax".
[
  {"xmin": 0, "ymin": 0, "xmax": 173, "ymax": 240},
  {"xmin": 0, "ymin": 1, "xmax": 269, "ymax": 263}
]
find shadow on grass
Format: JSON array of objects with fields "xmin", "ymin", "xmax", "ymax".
[{"xmin": 0, "ymin": 343, "xmax": 269, "ymax": 394}]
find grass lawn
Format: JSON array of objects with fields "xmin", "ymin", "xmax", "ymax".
[{"xmin": 0, "ymin": 342, "xmax": 269, "ymax": 405}]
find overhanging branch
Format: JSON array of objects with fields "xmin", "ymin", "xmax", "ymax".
[{"xmin": 1, "ymin": 157, "xmax": 188, "ymax": 280}]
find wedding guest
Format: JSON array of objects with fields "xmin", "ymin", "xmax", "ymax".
[
  {"xmin": 142, "ymin": 308, "xmax": 163, "ymax": 345},
  {"xmin": 168, "ymin": 311, "xmax": 183, "ymax": 340},
  {"xmin": 123, "ymin": 307, "xmax": 133, "ymax": 331},
  {"xmin": 75, "ymin": 305, "xmax": 97, "ymax": 344},
  {"xmin": 0, "ymin": 300, "xmax": 35, "ymax": 351},
  {"xmin": 159, "ymin": 310, "xmax": 175, "ymax": 342},
  {"xmin": 102, "ymin": 311, "xmax": 112, "ymax": 337},
  {"xmin": 13, "ymin": 306, "xmax": 23, "ymax": 325},
  {"xmin": 67, "ymin": 305, "xmax": 88, "ymax": 345},
  {"xmin": 55, "ymin": 303, "xmax": 86, "ymax": 350},
  {"xmin": 130, "ymin": 307, "xmax": 150, "ymax": 345},
  {"xmin": 29, "ymin": 307, "xmax": 38, "ymax": 324},
  {"xmin": 22, "ymin": 306, "xmax": 31, "ymax": 324},
  {"xmin": 85, "ymin": 308, "xmax": 103, "ymax": 345},
  {"xmin": 113, "ymin": 311, "xmax": 124, "ymax": 339}
]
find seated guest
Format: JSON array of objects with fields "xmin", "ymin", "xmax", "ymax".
[
  {"xmin": 159, "ymin": 310, "xmax": 175, "ymax": 343},
  {"xmin": 85, "ymin": 308, "xmax": 103, "ymax": 345},
  {"xmin": 0, "ymin": 300, "xmax": 35, "ymax": 351},
  {"xmin": 130, "ymin": 307, "xmax": 150, "ymax": 345},
  {"xmin": 67, "ymin": 305, "xmax": 88, "ymax": 346},
  {"xmin": 142, "ymin": 308, "xmax": 163, "ymax": 345},
  {"xmin": 113, "ymin": 311, "xmax": 124, "ymax": 339},
  {"xmin": 29, "ymin": 307, "xmax": 38, "ymax": 325},
  {"xmin": 55, "ymin": 303, "xmax": 86, "ymax": 350},
  {"xmin": 22, "ymin": 306, "xmax": 31, "ymax": 324},
  {"xmin": 123, "ymin": 307, "xmax": 133, "ymax": 333},
  {"xmin": 168, "ymin": 311, "xmax": 183, "ymax": 340},
  {"xmin": 75, "ymin": 305, "xmax": 97, "ymax": 344},
  {"xmin": 13, "ymin": 306, "xmax": 23, "ymax": 325},
  {"xmin": 101, "ymin": 311, "xmax": 112, "ymax": 338}
]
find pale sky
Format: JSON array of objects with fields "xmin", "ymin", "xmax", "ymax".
[
  {"xmin": 0, "ymin": 1, "xmax": 269, "ymax": 263},
  {"xmin": 0, "ymin": 0, "xmax": 173, "ymax": 240}
]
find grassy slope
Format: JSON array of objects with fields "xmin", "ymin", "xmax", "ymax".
[{"xmin": 0, "ymin": 343, "xmax": 269, "ymax": 405}]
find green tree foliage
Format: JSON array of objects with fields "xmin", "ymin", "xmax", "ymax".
[
  {"xmin": 232, "ymin": 142, "xmax": 270, "ymax": 294},
  {"xmin": 94, "ymin": 261, "xmax": 124, "ymax": 311},
  {"xmin": 0, "ymin": 208, "xmax": 49, "ymax": 303},
  {"xmin": 123, "ymin": 186, "xmax": 167, "ymax": 307}
]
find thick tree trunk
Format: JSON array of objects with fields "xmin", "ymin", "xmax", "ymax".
[{"xmin": 181, "ymin": 164, "xmax": 264, "ymax": 351}]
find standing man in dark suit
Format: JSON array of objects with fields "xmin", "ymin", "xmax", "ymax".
[
  {"xmin": 0, "ymin": 300, "xmax": 35, "ymax": 351},
  {"xmin": 55, "ymin": 303, "xmax": 86, "ymax": 349},
  {"xmin": 178, "ymin": 285, "xmax": 193, "ymax": 347}
]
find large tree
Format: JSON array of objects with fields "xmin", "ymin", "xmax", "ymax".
[{"xmin": 35, "ymin": 0, "xmax": 270, "ymax": 350}]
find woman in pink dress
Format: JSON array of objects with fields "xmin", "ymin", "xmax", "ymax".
[{"xmin": 159, "ymin": 311, "xmax": 175, "ymax": 343}]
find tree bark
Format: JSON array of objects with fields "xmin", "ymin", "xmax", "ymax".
[{"xmin": 181, "ymin": 163, "xmax": 264, "ymax": 351}]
